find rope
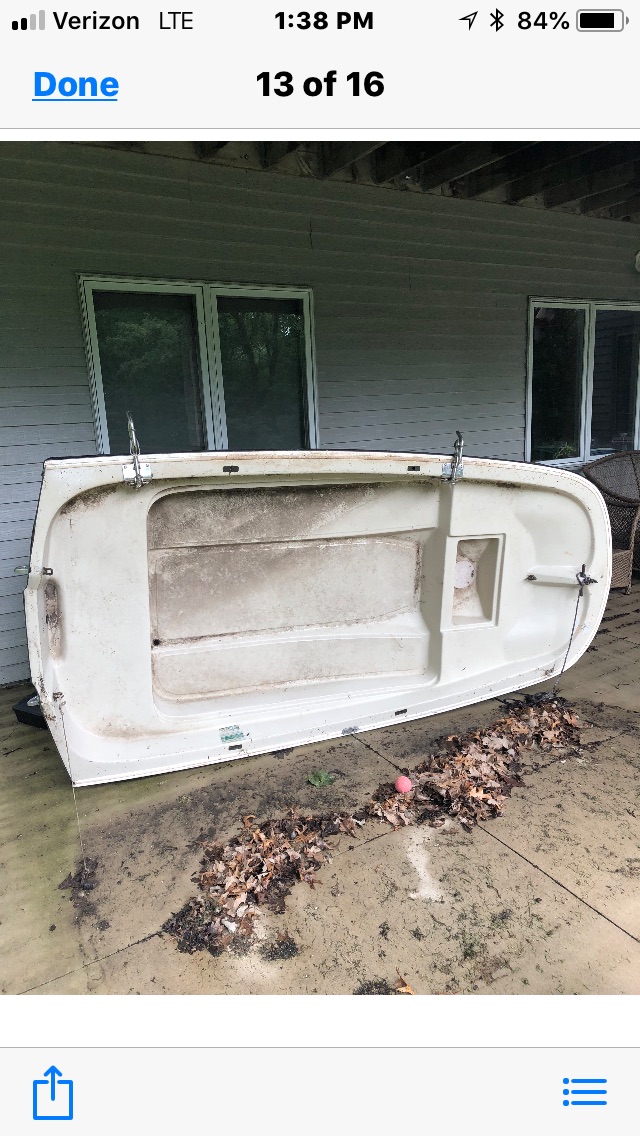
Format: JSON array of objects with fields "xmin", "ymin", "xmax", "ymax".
[
  {"xmin": 70, "ymin": 782, "xmax": 88, "ymax": 873},
  {"xmin": 552, "ymin": 564, "xmax": 596, "ymax": 695},
  {"xmin": 59, "ymin": 702, "xmax": 87, "ymax": 872},
  {"xmin": 552, "ymin": 589, "xmax": 583, "ymax": 695}
]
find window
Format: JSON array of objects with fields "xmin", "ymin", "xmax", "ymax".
[
  {"xmin": 81, "ymin": 277, "xmax": 317, "ymax": 454},
  {"xmin": 216, "ymin": 295, "xmax": 308, "ymax": 450},
  {"xmin": 528, "ymin": 301, "xmax": 640, "ymax": 465}
]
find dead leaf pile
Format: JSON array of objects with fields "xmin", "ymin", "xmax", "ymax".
[
  {"xmin": 163, "ymin": 811, "xmax": 362, "ymax": 955},
  {"xmin": 368, "ymin": 693, "xmax": 580, "ymax": 831},
  {"xmin": 163, "ymin": 694, "xmax": 580, "ymax": 955}
]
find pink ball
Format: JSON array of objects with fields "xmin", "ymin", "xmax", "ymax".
[{"xmin": 395, "ymin": 775, "xmax": 412, "ymax": 794}]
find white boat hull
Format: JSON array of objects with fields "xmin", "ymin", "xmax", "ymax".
[{"xmin": 24, "ymin": 451, "xmax": 611, "ymax": 786}]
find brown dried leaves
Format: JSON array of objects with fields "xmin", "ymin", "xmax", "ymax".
[
  {"xmin": 163, "ymin": 694, "xmax": 580, "ymax": 956},
  {"xmin": 163, "ymin": 812, "xmax": 358, "ymax": 955},
  {"xmin": 367, "ymin": 694, "xmax": 580, "ymax": 832}
]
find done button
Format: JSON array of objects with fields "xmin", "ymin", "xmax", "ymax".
[{"xmin": 33, "ymin": 72, "xmax": 119, "ymax": 100}]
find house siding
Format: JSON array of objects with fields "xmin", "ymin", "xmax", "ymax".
[{"xmin": 1, "ymin": 140, "xmax": 640, "ymax": 683}]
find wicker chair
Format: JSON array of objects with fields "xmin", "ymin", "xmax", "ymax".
[{"xmin": 583, "ymin": 451, "xmax": 640, "ymax": 592}]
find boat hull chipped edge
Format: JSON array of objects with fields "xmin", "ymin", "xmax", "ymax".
[{"xmin": 24, "ymin": 450, "xmax": 611, "ymax": 786}]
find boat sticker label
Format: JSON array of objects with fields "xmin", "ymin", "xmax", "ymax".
[{"xmin": 220, "ymin": 725, "xmax": 245, "ymax": 744}]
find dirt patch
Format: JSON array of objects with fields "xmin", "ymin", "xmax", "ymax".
[
  {"xmin": 353, "ymin": 971, "xmax": 415, "ymax": 995},
  {"xmin": 260, "ymin": 935, "xmax": 300, "ymax": 961},
  {"xmin": 162, "ymin": 694, "xmax": 580, "ymax": 959},
  {"xmin": 490, "ymin": 908, "xmax": 513, "ymax": 928},
  {"xmin": 615, "ymin": 859, "xmax": 640, "ymax": 878},
  {"xmin": 59, "ymin": 485, "xmax": 119, "ymax": 516},
  {"xmin": 58, "ymin": 858, "xmax": 99, "ymax": 918},
  {"xmin": 573, "ymin": 698, "xmax": 640, "ymax": 735},
  {"xmin": 353, "ymin": 978, "xmax": 397, "ymax": 995}
]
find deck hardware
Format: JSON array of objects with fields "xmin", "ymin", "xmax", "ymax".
[
  {"xmin": 576, "ymin": 566, "xmax": 597, "ymax": 594},
  {"xmin": 442, "ymin": 431, "xmax": 464, "ymax": 482},
  {"xmin": 407, "ymin": 465, "xmax": 420, "ymax": 472},
  {"xmin": 123, "ymin": 413, "xmax": 152, "ymax": 488},
  {"xmin": 42, "ymin": 567, "xmax": 53, "ymax": 576},
  {"xmin": 394, "ymin": 708, "xmax": 408, "ymax": 716},
  {"xmin": 228, "ymin": 743, "xmax": 243, "ymax": 750},
  {"xmin": 223, "ymin": 465, "xmax": 240, "ymax": 473},
  {"xmin": 526, "ymin": 574, "xmax": 537, "ymax": 581}
]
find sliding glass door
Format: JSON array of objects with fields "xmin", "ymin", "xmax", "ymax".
[
  {"xmin": 82, "ymin": 278, "xmax": 317, "ymax": 455},
  {"xmin": 528, "ymin": 300, "xmax": 640, "ymax": 465}
]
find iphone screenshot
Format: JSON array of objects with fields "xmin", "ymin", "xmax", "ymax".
[{"xmin": 0, "ymin": 1, "xmax": 638, "ymax": 1131}]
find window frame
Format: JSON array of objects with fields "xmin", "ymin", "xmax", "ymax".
[
  {"xmin": 526, "ymin": 298, "xmax": 640, "ymax": 467},
  {"xmin": 79, "ymin": 274, "xmax": 319, "ymax": 454}
]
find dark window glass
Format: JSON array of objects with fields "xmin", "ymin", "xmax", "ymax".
[
  {"xmin": 590, "ymin": 310, "xmax": 640, "ymax": 456},
  {"xmin": 530, "ymin": 306, "xmax": 585, "ymax": 462},
  {"xmin": 93, "ymin": 291, "xmax": 205, "ymax": 455},
  {"xmin": 217, "ymin": 296, "xmax": 308, "ymax": 450}
]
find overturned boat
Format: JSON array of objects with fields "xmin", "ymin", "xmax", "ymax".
[{"xmin": 24, "ymin": 446, "xmax": 611, "ymax": 786}]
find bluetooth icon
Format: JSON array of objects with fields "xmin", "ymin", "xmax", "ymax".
[{"xmin": 490, "ymin": 8, "xmax": 505, "ymax": 29}]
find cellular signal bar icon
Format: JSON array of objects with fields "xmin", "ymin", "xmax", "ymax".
[{"xmin": 12, "ymin": 10, "xmax": 45, "ymax": 29}]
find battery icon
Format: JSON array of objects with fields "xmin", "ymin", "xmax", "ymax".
[{"xmin": 577, "ymin": 9, "xmax": 627, "ymax": 29}]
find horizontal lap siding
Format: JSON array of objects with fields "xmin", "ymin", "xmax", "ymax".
[{"xmin": 1, "ymin": 143, "xmax": 640, "ymax": 682}]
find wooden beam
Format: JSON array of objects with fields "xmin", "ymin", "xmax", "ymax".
[
  {"xmin": 559, "ymin": 162, "xmax": 640, "ymax": 209},
  {"xmin": 608, "ymin": 194, "xmax": 640, "ymax": 219},
  {"xmin": 373, "ymin": 142, "xmax": 532, "ymax": 189},
  {"xmin": 581, "ymin": 181, "xmax": 640, "ymax": 213},
  {"xmin": 543, "ymin": 145, "xmax": 640, "ymax": 207},
  {"xmin": 418, "ymin": 142, "xmax": 532, "ymax": 191},
  {"xmin": 576, "ymin": 165, "xmax": 640, "ymax": 210},
  {"xmin": 372, "ymin": 143, "xmax": 456, "ymax": 184},
  {"xmin": 586, "ymin": 191, "xmax": 640, "ymax": 219},
  {"xmin": 259, "ymin": 142, "xmax": 301, "ymax": 168},
  {"xmin": 505, "ymin": 144, "xmax": 613, "ymax": 202},
  {"xmin": 452, "ymin": 142, "xmax": 607, "ymax": 200},
  {"xmin": 193, "ymin": 142, "xmax": 230, "ymax": 161},
  {"xmin": 321, "ymin": 142, "xmax": 383, "ymax": 177}
]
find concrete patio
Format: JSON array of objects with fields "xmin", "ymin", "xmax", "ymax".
[{"xmin": 2, "ymin": 584, "xmax": 640, "ymax": 996}]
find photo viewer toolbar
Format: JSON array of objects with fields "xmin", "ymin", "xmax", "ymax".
[
  {"xmin": 1, "ymin": 2, "xmax": 639, "ymax": 130},
  {"xmin": 2, "ymin": 1048, "xmax": 638, "ymax": 1133}
]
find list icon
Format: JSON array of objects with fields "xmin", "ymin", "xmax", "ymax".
[{"xmin": 562, "ymin": 1077, "xmax": 608, "ymax": 1106}]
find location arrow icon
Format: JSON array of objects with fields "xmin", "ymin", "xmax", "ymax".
[{"xmin": 460, "ymin": 11, "xmax": 478, "ymax": 28}]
